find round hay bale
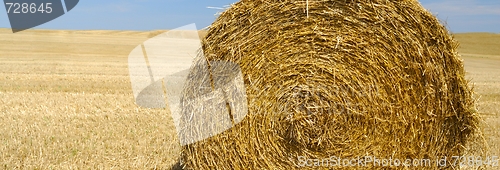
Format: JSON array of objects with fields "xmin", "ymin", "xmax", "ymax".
[{"xmin": 179, "ymin": 0, "xmax": 481, "ymax": 169}]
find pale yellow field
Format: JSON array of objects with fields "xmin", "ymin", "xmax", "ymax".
[
  {"xmin": 455, "ymin": 33, "xmax": 500, "ymax": 163},
  {"xmin": 0, "ymin": 29, "xmax": 181, "ymax": 169},
  {"xmin": 0, "ymin": 29, "xmax": 498, "ymax": 169}
]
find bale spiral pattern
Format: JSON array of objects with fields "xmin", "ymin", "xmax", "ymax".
[{"xmin": 180, "ymin": 0, "xmax": 480, "ymax": 169}]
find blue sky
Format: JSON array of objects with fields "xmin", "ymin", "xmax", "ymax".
[{"xmin": 1, "ymin": 0, "xmax": 499, "ymax": 33}]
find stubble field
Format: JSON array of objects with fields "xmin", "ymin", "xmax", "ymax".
[{"xmin": 0, "ymin": 29, "xmax": 498, "ymax": 169}]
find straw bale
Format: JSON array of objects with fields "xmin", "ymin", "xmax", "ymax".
[{"xmin": 179, "ymin": 0, "xmax": 482, "ymax": 169}]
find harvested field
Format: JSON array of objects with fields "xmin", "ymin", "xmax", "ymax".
[{"xmin": 0, "ymin": 29, "xmax": 498, "ymax": 170}]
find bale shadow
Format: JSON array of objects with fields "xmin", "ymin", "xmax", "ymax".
[{"xmin": 170, "ymin": 161, "xmax": 184, "ymax": 170}]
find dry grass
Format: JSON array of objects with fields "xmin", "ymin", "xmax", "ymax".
[
  {"xmin": 456, "ymin": 33, "xmax": 500, "ymax": 166},
  {"xmin": 0, "ymin": 92, "xmax": 179, "ymax": 169},
  {"xmin": 0, "ymin": 29, "xmax": 498, "ymax": 169},
  {"xmin": 455, "ymin": 33, "xmax": 500, "ymax": 56},
  {"xmin": 180, "ymin": 0, "xmax": 482, "ymax": 169},
  {"xmin": 0, "ymin": 29, "xmax": 181, "ymax": 169}
]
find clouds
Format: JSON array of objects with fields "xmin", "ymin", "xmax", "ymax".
[
  {"xmin": 72, "ymin": 1, "xmax": 136, "ymax": 13},
  {"xmin": 418, "ymin": 0, "xmax": 500, "ymax": 32},
  {"xmin": 1, "ymin": 0, "xmax": 498, "ymax": 33},
  {"xmin": 109, "ymin": 2, "xmax": 134, "ymax": 12},
  {"xmin": 421, "ymin": 0, "xmax": 500, "ymax": 16}
]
